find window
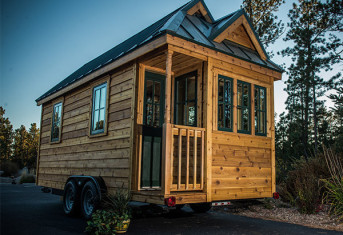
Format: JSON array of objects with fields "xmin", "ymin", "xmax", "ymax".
[
  {"xmin": 255, "ymin": 85, "xmax": 267, "ymax": 136},
  {"xmin": 175, "ymin": 72, "xmax": 197, "ymax": 126},
  {"xmin": 237, "ymin": 80, "xmax": 251, "ymax": 134},
  {"xmin": 218, "ymin": 75, "xmax": 233, "ymax": 131},
  {"xmin": 51, "ymin": 102, "xmax": 62, "ymax": 142},
  {"xmin": 91, "ymin": 83, "xmax": 107, "ymax": 135}
]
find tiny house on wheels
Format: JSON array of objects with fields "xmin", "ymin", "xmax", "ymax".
[{"xmin": 36, "ymin": 0, "xmax": 282, "ymax": 218}]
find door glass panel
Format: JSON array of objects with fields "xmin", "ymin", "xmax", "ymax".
[
  {"xmin": 177, "ymin": 79, "xmax": 186, "ymax": 104},
  {"xmin": 146, "ymin": 80, "xmax": 153, "ymax": 104},
  {"xmin": 153, "ymin": 105, "xmax": 160, "ymax": 127},
  {"xmin": 177, "ymin": 103, "xmax": 185, "ymax": 125},
  {"xmin": 154, "ymin": 81, "xmax": 161, "ymax": 104}
]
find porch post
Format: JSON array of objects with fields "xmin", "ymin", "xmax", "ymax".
[{"xmin": 161, "ymin": 49, "xmax": 173, "ymax": 195}]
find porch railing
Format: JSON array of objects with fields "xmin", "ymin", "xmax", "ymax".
[{"xmin": 170, "ymin": 125, "xmax": 205, "ymax": 191}]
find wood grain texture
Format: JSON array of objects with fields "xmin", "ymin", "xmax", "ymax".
[{"xmin": 37, "ymin": 65, "xmax": 135, "ymax": 192}]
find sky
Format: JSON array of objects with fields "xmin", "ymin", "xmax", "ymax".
[{"xmin": 0, "ymin": 0, "xmax": 339, "ymax": 129}]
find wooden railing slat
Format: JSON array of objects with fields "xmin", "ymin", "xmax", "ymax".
[
  {"xmin": 186, "ymin": 129, "xmax": 190, "ymax": 190},
  {"xmin": 193, "ymin": 130, "xmax": 197, "ymax": 189},
  {"xmin": 201, "ymin": 130, "xmax": 204, "ymax": 190},
  {"xmin": 178, "ymin": 128, "xmax": 182, "ymax": 190}
]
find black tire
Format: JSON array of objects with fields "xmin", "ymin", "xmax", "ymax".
[
  {"xmin": 190, "ymin": 203, "xmax": 212, "ymax": 213},
  {"xmin": 63, "ymin": 180, "xmax": 80, "ymax": 216},
  {"xmin": 81, "ymin": 181, "xmax": 100, "ymax": 220}
]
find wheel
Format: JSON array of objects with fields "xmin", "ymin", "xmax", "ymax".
[
  {"xmin": 81, "ymin": 181, "xmax": 100, "ymax": 219},
  {"xmin": 190, "ymin": 203, "xmax": 212, "ymax": 213},
  {"xmin": 63, "ymin": 180, "xmax": 80, "ymax": 216}
]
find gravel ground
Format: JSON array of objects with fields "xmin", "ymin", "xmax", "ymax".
[{"xmin": 214, "ymin": 200, "xmax": 343, "ymax": 232}]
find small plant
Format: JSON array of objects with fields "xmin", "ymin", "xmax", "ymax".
[
  {"xmin": 263, "ymin": 198, "xmax": 274, "ymax": 209},
  {"xmin": 19, "ymin": 174, "xmax": 35, "ymax": 184},
  {"xmin": 85, "ymin": 210, "xmax": 116, "ymax": 235},
  {"xmin": 322, "ymin": 147, "xmax": 343, "ymax": 221}
]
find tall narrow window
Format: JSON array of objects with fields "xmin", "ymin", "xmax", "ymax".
[
  {"xmin": 237, "ymin": 80, "xmax": 251, "ymax": 134},
  {"xmin": 175, "ymin": 72, "xmax": 197, "ymax": 126},
  {"xmin": 51, "ymin": 102, "xmax": 62, "ymax": 142},
  {"xmin": 255, "ymin": 85, "xmax": 267, "ymax": 136},
  {"xmin": 218, "ymin": 75, "xmax": 233, "ymax": 131},
  {"xmin": 91, "ymin": 83, "xmax": 107, "ymax": 135}
]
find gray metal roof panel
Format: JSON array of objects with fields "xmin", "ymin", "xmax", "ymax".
[{"xmin": 36, "ymin": 0, "xmax": 282, "ymax": 103}]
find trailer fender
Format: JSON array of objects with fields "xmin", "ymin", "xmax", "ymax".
[{"xmin": 66, "ymin": 175, "xmax": 107, "ymax": 201}]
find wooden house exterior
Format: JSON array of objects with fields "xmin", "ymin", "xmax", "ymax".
[{"xmin": 36, "ymin": 0, "xmax": 282, "ymax": 212}]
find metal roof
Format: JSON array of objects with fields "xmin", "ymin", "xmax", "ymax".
[{"xmin": 36, "ymin": 0, "xmax": 282, "ymax": 103}]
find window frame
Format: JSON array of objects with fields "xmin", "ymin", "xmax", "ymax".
[
  {"xmin": 254, "ymin": 85, "xmax": 267, "ymax": 136},
  {"xmin": 237, "ymin": 80, "xmax": 251, "ymax": 134},
  {"xmin": 174, "ymin": 71, "xmax": 197, "ymax": 127},
  {"xmin": 50, "ymin": 98, "xmax": 64, "ymax": 144},
  {"xmin": 89, "ymin": 80, "xmax": 109, "ymax": 137},
  {"xmin": 217, "ymin": 75, "xmax": 233, "ymax": 132}
]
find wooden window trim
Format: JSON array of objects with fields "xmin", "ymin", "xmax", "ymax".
[
  {"xmin": 237, "ymin": 80, "xmax": 251, "ymax": 134},
  {"xmin": 255, "ymin": 85, "xmax": 267, "ymax": 136},
  {"xmin": 88, "ymin": 76, "xmax": 110, "ymax": 138},
  {"xmin": 217, "ymin": 75, "xmax": 233, "ymax": 132},
  {"xmin": 49, "ymin": 97, "xmax": 64, "ymax": 144}
]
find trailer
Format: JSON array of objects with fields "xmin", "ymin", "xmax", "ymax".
[{"xmin": 35, "ymin": 0, "xmax": 283, "ymax": 219}]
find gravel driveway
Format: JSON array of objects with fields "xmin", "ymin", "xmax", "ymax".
[{"xmin": 1, "ymin": 183, "xmax": 342, "ymax": 235}]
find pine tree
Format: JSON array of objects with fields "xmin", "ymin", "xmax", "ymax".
[
  {"xmin": 242, "ymin": 0, "xmax": 285, "ymax": 48},
  {"xmin": 281, "ymin": 0, "xmax": 341, "ymax": 156},
  {"xmin": 0, "ymin": 107, "xmax": 13, "ymax": 161}
]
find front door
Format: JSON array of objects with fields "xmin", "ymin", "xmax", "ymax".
[{"xmin": 141, "ymin": 71, "xmax": 165, "ymax": 188}]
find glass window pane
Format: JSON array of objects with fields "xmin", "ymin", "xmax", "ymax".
[
  {"xmin": 187, "ymin": 102, "xmax": 196, "ymax": 126},
  {"xmin": 99, "ymin": 108, "xmax": 105, "ymax": 123},
  {"xmin": 237, "ymin": 83, "xmax": 242, "ymax": 106},
  {"xmin": 177, "ymin": 79, "xmax": 186, "ymax": 104},
  {"xmin": 154, "ymin": 81, "xmax": 161, "ymax": 104},
  {"xmin": 146, "ymin": 80, "xmax": 153, "ymax": 103},
  {"xmin": 243, "ymin": 108, "xmax": 249, "ymax": 131},
  {"xmin": 100, "ymin": 87, "xmax": 106, "ymax": 108},
  {"xmin": 187, "ymin": 76, "xmax": 196, "ymax": 101},
  {"xmin": 218, "ymin": 79, "xmax": 224, "ymax": 103},
  {"xmin": 237, "ymin": 108, "xmax": 242, "ymax": 130},
  {"xmin": 224, "ymin": 81, "xmax": 231, "ymax": 103},
  {"xmin": 255, "ymin": 88, "xmax": 258, "ymax": 108},
  {"xmin": 255, "ymin": 110, "xmax": 258, "ymax": 133},
  {"xmin": 94, "ymin": 89, "xmax": 100, "ymax": 110},
  {"xmin": 225, "ymin": 105, "xmax": 231, "ymax": 129},
  {"xmin": 259, "ymin": 112, "xmax": 265, "ymax": 133},
  {"xmin": 218, "ymin": 104, "xmax": 224, "ymax": 128},
  {"xmin": 260, "ymin": 88, "xmax": 265, "ymax": 111},
  {"xmin": 243, "ymin": 84, "xmax": 249, "ymax": 107},
  {"xmin": 93, "ymin": 110, "xmax": 99, "ymax": 130}
]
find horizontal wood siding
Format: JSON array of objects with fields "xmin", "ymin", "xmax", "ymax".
[
  {"xmin": 211, "ymin": 131, "xmax": 272, "ymax": 201},
  {"xmin": 38, "ymin": 65, "xmax": 135, "ymax": 192}
]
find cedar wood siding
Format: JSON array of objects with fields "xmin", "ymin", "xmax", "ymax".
[
  {"xmin": 210, "ymin": 58, "xmax": 275, "ymax": 201},
  {"xmin": 37, "ymin": 65, "xmax": 136, "ymax": 193}
]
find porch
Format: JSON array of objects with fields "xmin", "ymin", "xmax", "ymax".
[{"xmin": 131, "ymin": 47, "xmax": 212, "ymax": 204}]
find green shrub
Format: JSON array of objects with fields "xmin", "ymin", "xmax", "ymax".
[
  {"xmin": 0, "ymin": 161, "xmax": 19, "ymax": 177},
  {"xmin": 19, "ymin": 174, "xmax": 35, "ymax": 184},
  {"xmin": 85, "ymin": 210, "xmax": 116, "ymax": 235},
  {"xmin": 322, "ymin": 147, "xmax": 343, "ymax": 221},
  {"xmin": 280, "ymin": 155, "xmax": 330, "ymax": 214}
]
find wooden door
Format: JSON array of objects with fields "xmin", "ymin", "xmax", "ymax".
[{"xmin": 141, "ymin": 71, "xmax": 165, "ymax": 188}]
